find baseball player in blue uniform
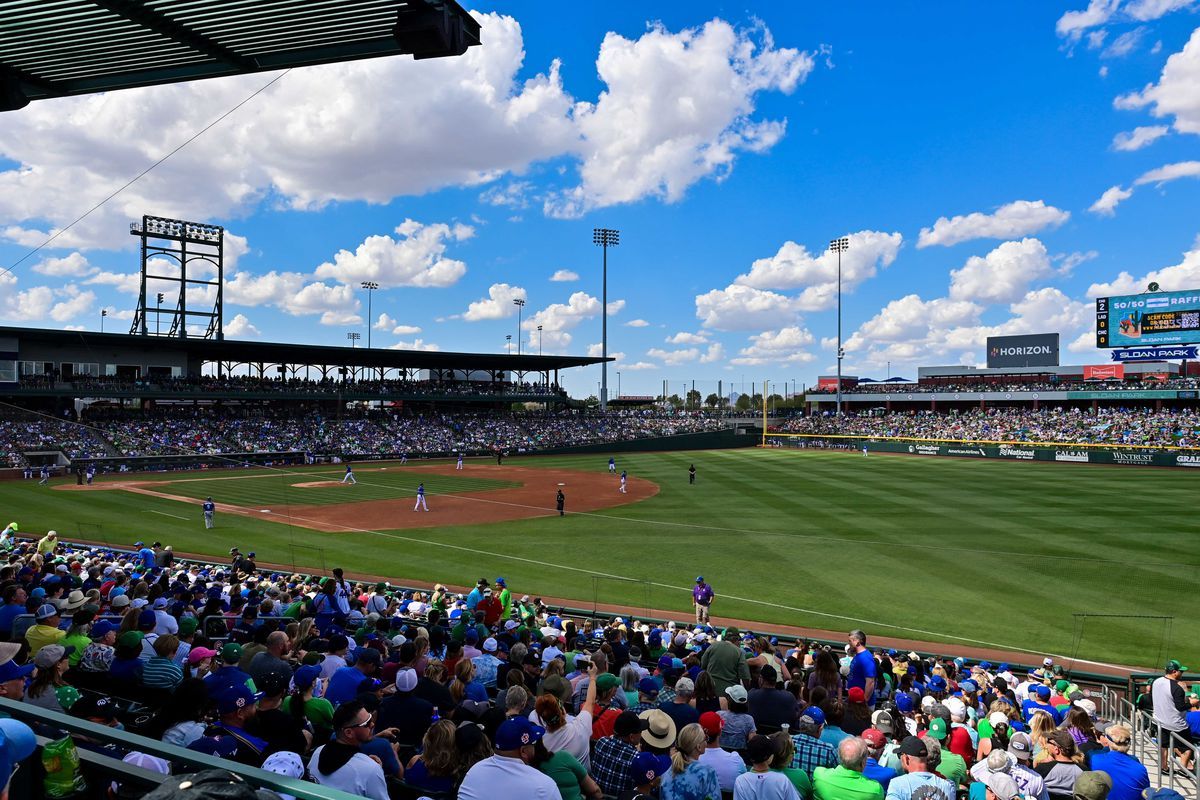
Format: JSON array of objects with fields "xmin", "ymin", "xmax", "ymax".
[
  {"xmin": 608, "ymin": 457, "xmax": 616, "ymax": 473},
  {"xmin": 202, "ymin": 497, "xmax": 215, "ymax": 529},
  {"xmin": 619, "ymin": 469, "xmax": 627, "ymax": 493},
  {"xmin": 414, "ymin": 482, "xmax": 429, "ymax": 511},
  {"xmin": 85, "ymin": 464, "xmax": 96, "ymax": 484},
  {"xmin": 400, "ymin": 453, "xmax": 408, "ymax": 465},
  {"xmin": 38, "ymin": 465, "xmax": 50, "ymax": 485},
  {"xmin": 456, "ymin": 453, "xmax": 464, "ymax": 470},
  {"xmin": 341, "ymin": 463, "xmax": 356, "ymax": 484}
]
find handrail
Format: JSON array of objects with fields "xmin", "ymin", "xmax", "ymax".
[{"xmin": 0, "ymin": 697, "xmax": 363, "ymax": 800}]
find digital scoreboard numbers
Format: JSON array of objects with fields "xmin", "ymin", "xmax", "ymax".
[{"xmin": 1096, "ymin": 290, "xmax": 1200, "ymax": 348}]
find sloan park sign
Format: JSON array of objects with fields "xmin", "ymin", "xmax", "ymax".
[{"xmin": 1111, "ymin": 346, "xmax": 1198, "ymax": 361}]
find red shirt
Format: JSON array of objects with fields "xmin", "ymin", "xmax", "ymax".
[
  {"xmin": 949, "ymin": 724, "xmax": 974, "ymax": 766},
  {"xmin": 477, "ymin": 596, "xmax": 503, "ymax": 627}
]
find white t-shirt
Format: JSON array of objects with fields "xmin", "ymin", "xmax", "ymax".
[
  {"xmin": 308, "ymin": 748, "xmax": 389, "ymax": 800},
  {"xmin": 699, "ymin": 745, "xmax": 748, "ymax": 792},
  {"xmin": 531, "ymin": 709, "xmax": 592, "ymax": 769},
  {"xmin": 458, "ymin": 754, "xmax": 560, "ymax": 800},
  {"xmin": 733, "ymin": 769, "xmax": 801, "ymax": 800},
  {"xmin": 320, "ymin": 653, "xmax": 347, "ymax": 680}
]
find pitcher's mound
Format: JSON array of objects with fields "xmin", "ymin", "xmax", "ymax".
[{"xmin": 292, "ymin": 481, "xmax": 346, "ymax": 488}]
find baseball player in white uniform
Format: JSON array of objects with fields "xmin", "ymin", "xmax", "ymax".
[
  {"xmin": 619, "ymin": 469, "xmax": 627, "ymax": 494},
  {"xmin": 414, "ymin": 482, "xmax": 429, "ymax": 511}
]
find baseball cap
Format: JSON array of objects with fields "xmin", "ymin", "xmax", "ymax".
[
  {"xmin": 699, "ymin": 711, "xmax": 724, "ymax": 737},
  {"xmin": 35, "ymin": 603, "xmax": 59, "ymax": 620},
  {"xmin": 596, "ymin": 673, "xmax": 621, "ymax": 693},
  {"xmin": 394, "ymin": 668, "xmax": 418, "ymax": 692},
  {"xmin": 187, "ymin": 647, "xmax": 219, "ymax": 665},
  {"xmin": 800, "ymin": 706, "xmax": 826, "ymax": 727},
  {"xmin": 674, "ymin": 676, "xmax": 695, "ymax": 695},
  {"xmin": 34, "ymin": 644, "xmax": 74, "ymax": 668},
  {"xmin": 898, "ymin": 736, "xmax": 928, "ymax": 757},
  {"xmin": 71, "ymin": 695, "xmax": 119, "ymax": 720},
  {"xmin": 90, "ymin": 619, "xmax": 117, "ymax": 639},
  {"xmin": 354, "ymin": 648, "xmax": 382, "ymax": 666},
  {"xmin": 1008, "ymin": 732, "xmax": 1034, "ymax": 760},
  {"xmin": 294, "ymin": 664, "xmax": 322, "ymax": 690},
  {"xmin": 217, "ymin": 684, "xmax": 263, "ymax": 714},
  {"xmin": 1035, "ymin": 684, "xmax": 1052, "ymax": 699},
  {"xmin": 861, "ymin": 728, "xmax": 886, "ymax": 748},
  {"xmin": 0, "ymin": 659, "xmax": 35, "ymax": 682},
  {"xmin": 725, "ymin": 684, "xmax": 748, "ymax": 704},
  {"xmin": 631, "ymin": 751, "xmax": 672, "ymax": 782},
  {"xmin": 494, "ymin": 717, "xmax": 545, "ymax": 750},
  {"xmin": 1073, "ymin": 771, "xmax": 1113, "ymax": 800},
  {"xmin": 117, "ymin": 630, "xmax": 143, "ymax": 648},
  {"xmin": 871, "ymin": 709, "xmax": 895, "ymax": 734},
  {"xmin": 926, "ymin": 718, "xmax": 949, "ymax": 740},
  {"xmin": 219, "ymin": 642, "xmax": 243, "ymax": 663},
  {"xmin": 895, "ymin": 694, "xmax": 914, "ymax": 713},
  {"xmin": 638, "ymin": 676, "xmax": 661, "ymax": 695},
  {"xmin": 695, "ymin": 576, "xmax": 704, "ymax": 583},
  {"xmin": 928, "ymin": 675, "xmax": 947, "ymax": 692},
  {"xmin": 983, "ymin": 772, "xmax": 1021, "ymax": 800},
  {"xmin": 483, "ymin": 637, "xmax": 498, "ymax": 653},
  {"xmin": 1165, "ymin": 659, "xmax": 1189, "ymax": 673},
  {"xmin": 848, "ymin": 686, "xmax": 866, "ymax": 703},
  {"xmin": 0, "ymin": 718, "xmax": 36, "ymax": 794}
]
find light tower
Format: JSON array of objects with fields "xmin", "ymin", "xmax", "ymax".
[{"xmin": 593, "ymin": 227, "xmax": 620, "ymax": 411}]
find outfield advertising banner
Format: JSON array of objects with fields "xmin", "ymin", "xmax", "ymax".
[
  {"xmin": 866, "ymin": 440, "xmax": 1193, "ymax": 467},
  {"xmin": 1083, "ymin": 364, "xmax": 1124, "ymax": 381},
  {"xmin": 1096, "ymin": 290, "xmax": 1200, "ymax": 347},
  {"xmin": 985, "ymin": 333, "xmax": 1060, "ymax": 368}
]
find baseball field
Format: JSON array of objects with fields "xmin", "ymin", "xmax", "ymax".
[{"xmin": 2, "ymin": 448, "xmax": 1195, "ymax": 670}]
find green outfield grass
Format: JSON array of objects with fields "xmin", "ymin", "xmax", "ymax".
[{"xmin": 2, "ymin": 450, "xmax": 1195, "ymax": 669}]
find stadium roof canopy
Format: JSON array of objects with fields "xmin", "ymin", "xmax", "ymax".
[
  {"xmin": 0, "ymin": 326, "xmax": 607, "ymax": 372},
  {"xmin": 0, "ymin": 0, "xmax": 481, "ymax": 111}
]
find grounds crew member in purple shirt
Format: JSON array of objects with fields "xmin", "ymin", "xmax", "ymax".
[{"xmin": 693, "ymin": 576, "xmax": 714, "ymax": 623}]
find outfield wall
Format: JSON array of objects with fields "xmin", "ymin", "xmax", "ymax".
[
  {"xmin": 542, "ymin": 427, "xmax": 756, "ymax": 455},
  {"xmin": 787, "ymin": 437, "xmax": 1200, "ymax": 468}
]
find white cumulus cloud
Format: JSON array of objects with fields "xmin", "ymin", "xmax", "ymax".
[
  {"xmin": 666, "ymin": 331, "xmax": 709, "ymax": 345},
  {"xmin": 314, "ymin": 219, "xmax": 472, "ymax": 288},
  {"xmin": 917, "ymin": 200, "xmax": 1069, "ymax": 248},
  {"xmin": 624, "ymin": 318, "xmax": 650, "ymax": 327},
  {"xmin": 32, "ymin": 252, "xmax": 96, "ymax": 278},
  {"xmin": 544, "ymin": 19, "xmax": 815, "ymax": 217},
  {"xmin": 550, "ymin": 269, "xmax": 580, "ymax": 282},
  {"xmin": 463, "ymin": 283, "xmax": 528, "ymax": 321},
  {"xmin": 225, "ymin": 314, "xmax": 260, "ymax": 338},
  {"xmin": 695, "ymin": 284, "xmax": 803, "ymax": 331},
  {"xmin": 1134, "ymin": 160, "xmax": 1200, "ymax": 185},
  {"xmin": 731, "ymin": 326, "xmax": 816, "ymax": 366},
  {"xmin": 1115, "ymin": 27, "xmax": 1200, "ymax": 135},
  {"xmin": 948, "ymin": 238, "xmax": 1054, "ymax": 304},
  {"xmin": 1088, "ymin": 237, "xmax": 1200, "ymax": 296}
]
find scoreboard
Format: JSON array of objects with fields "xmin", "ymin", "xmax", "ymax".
[{"xmin": 1095, "ymin": 289, "xmax": 1200, "ymax": 348}]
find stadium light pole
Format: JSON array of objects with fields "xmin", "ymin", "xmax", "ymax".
[
  {"xmin": 100, "ymin": 309, "xmax": 107, "ymax": 332},
  {"xmin": 537, "ymin": 325, "xmax": 543, "ymax": 355},
  {"xmin": 617, "ymin": 370, "xmax": 621, "ymax": 400},
  {"xmin": 361, "ymin": 282, "xmax": 379, "ymax": 348},
  {"xmin": 830, "ymin": 236, "xmax": 850, "ymax": 417},
  {"xmin": 347, "ymin": 331, "xmax": 360, "ymax": 348},
  {"xmin": 513, "ymin": 298, "xmax": 525, "ymax": 355},
  {"xmin": 505, "ymin": 333, "xmax": 512, "ymax": 354},
  {"xmin": 593, "ymin": 227, "xmax": 620, "ymax": 411}
]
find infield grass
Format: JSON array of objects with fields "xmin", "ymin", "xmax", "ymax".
[{"xmin": 2, "ymin": 449, "xmax": 1195, "ymax": 669}]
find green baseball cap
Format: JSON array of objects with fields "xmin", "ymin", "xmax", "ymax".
[
  {"xmin": 927, "ymin": 718, "xmax": 948, "ymax": 740},
  {"xmin": 117, "ymin": 630, "xmax": 143, "ymax": 648},
  {"xmin": 220, "ymin": 643, "xmax": 243, "ymax": 663},
  {"xmin": 595, "ymin": 673, "xmax": 621, "ymax": 693},
  {"xmin": 1166, "ymin": 659, "xmax": 1190, "ymax": 673}
]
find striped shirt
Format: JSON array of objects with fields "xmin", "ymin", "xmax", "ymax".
[{"xmin": 141, "ymin": 655, "xmax": 183, "ymax": 690}]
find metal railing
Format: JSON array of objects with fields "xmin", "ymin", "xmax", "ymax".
[
  {"xmin": 0, "ymin": 697, "xmax": 363, "ymax": 800},
  {"xmin": 1096, "ymin": 682, "xmax": 1199, "ymax": 796}
]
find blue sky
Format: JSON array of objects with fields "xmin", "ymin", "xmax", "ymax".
[{"xmin": 1, "ymin": 2, "xmax": 1199, "ymax": 398}]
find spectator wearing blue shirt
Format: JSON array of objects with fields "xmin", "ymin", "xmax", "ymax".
[
  {"xmin": 1187, "ymin": 689, "xmax": 1200, "ymax": 738},
  {"xmin": 1021, "ymin": 685, "xmax": 1063, "ymax": 724},
  {"xmin": 203, "ymin": 643, "xmax": 257, "ymax": 697},
  {"xmin": 862, "ymin": 728, "xmax": 898, "ymax": 792},
  {"xmin": 465, "ymin": 579, "xmax": 487, "ymax": 613},
  {"xmin": 0, "ymin": 586, "xmax": 28, "ymax": 639},
  {"xmin": 848, "ymin": 630, "xmax": 878, "ymax": 705},
  {"xmin": 134, "ymin": 541, "xmax": 155, "ymax": 571},
  {"xmin": 1091, "ymin": 723, "xmax": 1149, "ymax": 800},
  {"xmin": 325, "ymin": 648, "xmax": 382, "ymax": 707}
]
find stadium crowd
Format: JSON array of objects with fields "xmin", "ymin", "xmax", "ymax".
[
  {"xmin": 807, "ymin": 378, "xmax": 1200, "ymax": 394},
  {"xmin": 0, "ymin": 532, "xmax": 1196, "ymax": 800},
  {"xmin": 19, "ymin": 374, "xmax": 569, "ymax": 398},
  {"xmin": 775, "ymin": 408, "xmax": 1200, "ymax": 449},
  {"xmin": 0, "ymin": 410, "xmax": 728, "ymax": 468}
]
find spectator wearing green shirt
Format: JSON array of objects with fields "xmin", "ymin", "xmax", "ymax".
[
  {"xmin": 497, "ymin": 577, "xmax": 512, "ymax": 620},
  {"xmin": 771, "ymin": 731, "xmax": 814, "ymax": 798},
  {"xmin": 700, "ymin": 627, "xmax": 751, "ymax": 695},
  {"xmin": 61, "ymin": 610, "xmax": 94, "ymax": 667},
  {"xmin": 925, "ymin": 720, "xmax": 967, "ymax": 787},
  {"xmin": 813, "ymin": 737, "xmax": 885, "ymax": 800}
]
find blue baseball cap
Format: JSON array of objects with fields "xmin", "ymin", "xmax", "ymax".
[
  {"xmin": 495, "ymin": 577, "xmax": 506, "ymax": 586},
  {"xmin": 800, "ymin": 706, "xmax": 826, "ymax": 726},
  {"xmin": 293, "ymin": 664, "xmax": 322, "ymax": 690},
  {"xmin": 0, "ymin": 659, "xmax": 35, "ymax": 682},
  {"xmin": 638, "ymin": 676, "xmax": 661, "ymax": 695},
  {"xmin": 896, "ymin": 694, "xmax": 914, "ymax": 713},
  {"xmin": 0, "ymin": 718, "xmax": 37, "ymax": 791},
  {"xmin": 928, "ymin": 676, "xmax": 947, "ymax": 691},
  {"xmin": 630, "ymin": 751, "xmax": 671, "ymax": 783},
  {"xmin": 1035, "ymin": 684, "xmax": 1051, "ymax": 699},
  {"xmin": 979, "ymin": 661, "xmax": 993, "ymax": 669},
  {"xmin": 495, "ymin": 717, "xmax": 545, "ymax": 750},
  {"xmin": 90, "ymin": 620, "xmax": 117, "ymax": 639},
  {"xmin": 218, "ymin": 684, "xmax": 263, "ymax": 714},
  {"xmin": 695, "ymin": 576, "xmax": 704, "ymax": 583}
]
